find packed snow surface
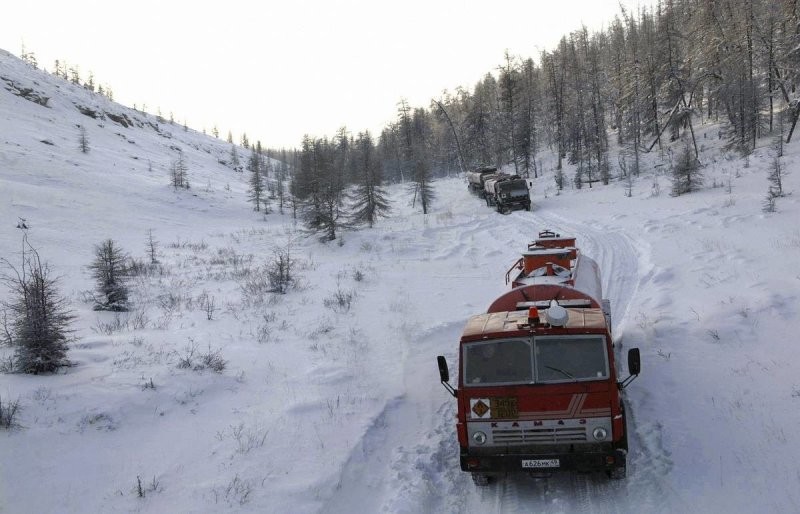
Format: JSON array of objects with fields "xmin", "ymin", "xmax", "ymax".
[{"xmin": 2, "ymin": 49, "xmax": 800, "ymax": 513}]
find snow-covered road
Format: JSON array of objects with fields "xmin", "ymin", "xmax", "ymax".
[{"xmin": 319, "ymin": 202, "xmax": 681, "ymax": 514}]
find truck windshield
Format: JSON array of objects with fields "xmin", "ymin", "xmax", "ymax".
[
  {"xmin": 463, "ymin": 335, "xmax": 609, "ymax": 386},
  {"xmin": 534, "ymin": 336, "xmax": 609, "ymax": 382},
  {"xmin": 464, "ymin": 339, "xmax": 533, "ymax": 385},
  {"xmin": 498, "ymin": 181, "xmax": 528, "ymax": 196}
]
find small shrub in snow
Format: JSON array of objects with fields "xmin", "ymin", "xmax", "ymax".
[
  {"xmin": 177, "ymin": 340, "xmax": 226, "ymax": 373},
  {"xmin": 200, "ymin": 347, "xmax": 227, "ymax": 373},
  {"xmin": 176, "ymin": 343, "xmax": 196, "ymax": 369},
  {"xmin": 762, "ymin": 192, "xmax": 777, "ymax": 213},
  {"xmin": 157, "ymin": 291, "xmax": 183, "ymax": 313},
  {"xmin": 650, "ymin": 176, "xmax": 661, "ymax": 197},
  {"xmin": 196, "ymin": 291, "xmax": 216, "ymax": 320},
  {"xmin": 266, "ymin": 247, "xmax": 296, "ymax": 294},
  {"xmin": 129, "ymin": 309, "xmax": 149, "ymax": 330},
  {"xmin": 230, "ymin": 422, "xmax": 269, "ymax": 454},
  {"xmin": 309, "ymin": 318, "xmax": 335, "ymax": 340},
  {"xmin": 92, "ymin": 314, "xmax": 129, "ymax": 335},
  {"xmin": 324, "ymin": 287, "xmax": 356, "ymax": 313},
  {"xmin": 135, "ymin": 475, "xmax": 160, "ymax": 498},
  {"xmin": 214, "ymin": 474, "xmax": 252, "ymax": 506},
  {"xmin": 78, "ymin": 412, "xmax": 117, "ymax": 432},
  {"xmin": 0, "ymin": 395, "xmax": 21, "ymax": 429},
  {"xmin": 240, "ymin": 267, "xmax": 270, "ymax": 301},
  {"xmin": 126, "ymin": 257, "xmax": 148, "ymax": 277}
]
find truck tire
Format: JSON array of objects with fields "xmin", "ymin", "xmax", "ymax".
[
  {"xmin": 472, "ymin": 473, "xmax": 491, "ymax": 486},
  {"xmin": 607, "ymin": 466, "xmax": 627, "ymax": 480}
]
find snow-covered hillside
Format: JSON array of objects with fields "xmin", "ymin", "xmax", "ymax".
[{"xmin": 2, "ymin": 48, "xmax": 800, "ymax": 513}]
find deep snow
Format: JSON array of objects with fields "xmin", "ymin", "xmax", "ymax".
[{"xmin": 2, "ymin": 48, "xmax": 800, "ymax": 513}]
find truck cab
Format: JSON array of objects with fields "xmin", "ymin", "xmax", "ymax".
[{"xmin": 484, "ymin": 175, "xmax": 531, "ymax": 213}]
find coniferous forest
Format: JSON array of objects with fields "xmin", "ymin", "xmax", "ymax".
[{"xmin": 292, "ymin": 0, "xmax": 799, "ymax": 219}]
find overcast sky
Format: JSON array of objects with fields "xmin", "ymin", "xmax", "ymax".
[{"xmin": 1, "ymin": 0, "xmax": 651, "ymax": 149}]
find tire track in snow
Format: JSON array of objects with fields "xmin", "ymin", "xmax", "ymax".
[
  {"xmin": 318, "ymin": 322, "xmax": 466, "ymax": 514},
  {"xmin": 321, "ymin": 206, "xmax": 684, "ymax": 514},
  {"xmin": 518, "ymin": 210, "xmax": 687, "ymax": 513}
]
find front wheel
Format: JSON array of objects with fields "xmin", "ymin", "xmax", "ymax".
[
  {"xmin": 607, "ymin": 466, "xmax": 626, "ymax": 480},
  {"xmin": 471, "ymin": 473, "xmax": 491, "ymax": 486}
]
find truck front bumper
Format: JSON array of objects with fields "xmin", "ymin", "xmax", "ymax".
[{"xmin": 460, "ymin": 446, "xmax": 626, "ymax": 474}]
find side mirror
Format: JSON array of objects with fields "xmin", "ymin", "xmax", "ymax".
[
  {"xmin": 437, "ymin": 355, "xmax": 450, "ymax": 383},
  {"xmin": 628, "ymin": 348, "xmax": 641, "ymax": 376},
  {"xmin": 437, "ymin": 356, "xmax": 457, "ymax": 398},
  {"xmin": 619, "ymin": 348, "xmax": 641, "ymax": 389}
]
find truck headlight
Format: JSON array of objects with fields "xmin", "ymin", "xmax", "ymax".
[
  {"xmin": 592, "ymin": 427, "xmax": 608, "ymax": 441},
  {"xmin": 473, "ymin": 431, "xmax": 487, "ymax": 445}
]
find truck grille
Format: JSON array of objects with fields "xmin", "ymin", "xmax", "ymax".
[{"xmin": 492, "ymin": 426, "xmax": 587, "ymax": 444}]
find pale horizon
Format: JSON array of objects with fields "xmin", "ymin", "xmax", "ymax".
[{"xmin": 1, "ymin": 0, "xmax": 651, "ymax": 149}]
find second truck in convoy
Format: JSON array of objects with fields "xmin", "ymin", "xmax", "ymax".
[
  {"xmin": 466, "ymin": 166, "xmax": 531, "ymax": 214},
  {"xmin": 483, "ymin": 174, "xmax": 531, "ymax": 213}
]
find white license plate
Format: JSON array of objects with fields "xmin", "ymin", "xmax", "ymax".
[{"xmin": 521, "ymin": 459, "xmax": 560, "ymax": 469}]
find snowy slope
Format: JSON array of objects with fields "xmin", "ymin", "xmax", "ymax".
[{"xmin": 2, "ymin": 49, "xmax": 800, "ymax": 514}]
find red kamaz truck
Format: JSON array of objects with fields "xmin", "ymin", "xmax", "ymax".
[{"xmin": 437, "ymin": 230, "xmax": 640, "ymax": 485}]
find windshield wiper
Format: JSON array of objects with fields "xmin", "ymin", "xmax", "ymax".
[{"xmin": 545, "ymin": 365, "xmax": 574, "ymax": 379}]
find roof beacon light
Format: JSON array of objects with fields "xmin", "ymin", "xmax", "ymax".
[
  {"xmin": 546, "ymin": 300, "xmax": 569, "ymax": 327},
  {"xmin": 527, "ymin": 306, "xmax": 540, "ymax": 326}
]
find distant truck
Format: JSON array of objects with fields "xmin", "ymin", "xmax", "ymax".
[
  {"xmin": 483, "ymin": 174, "xmax": 531, "ymax": 213},
  {"xmin": 465, "ymin": 166, "xmax": 499, "ymax": 197},
  {"xmin": 437, "ymin": 230, "xmax": 640, "ymax": 486}
]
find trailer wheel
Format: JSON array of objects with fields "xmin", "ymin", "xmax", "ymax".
[
  {"xmin": 607, "ymin": 466, "xmax": 626, "ymax": 480},
  {"xmin": 471, "ymin": 473, "xmax": 491, "ymax": 486}
]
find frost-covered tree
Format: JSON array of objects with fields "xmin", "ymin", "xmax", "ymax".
[
  {"xmin": 247, "ymin": 148, "xmax": 266, "ymax": 212},
  {"xmin": 170, "ymin": 151, "xmax": 189, "ymax": 190},
  {"xmin": 670, "ymin": 140, "xmax": 703, "ymax": 196},
  {"xmin": 350, "ymin": 131, "xmax": 390, "ymax": 227},
  {"xmin": 78, "ymin": 126, "xmax": 89, "ymax": 154},
  {"xmin": 89, "ymin": 239, "xmax": 131, "ymax": 312},
  {"xmin": 1, "ymin": 237, "xmax": 73, "ymax": 374},
  {"xmin": 767, "ymin": 154, "xmax": 785, "ymax": 200},
  {"xmin": 146, "ymin": 229, "xmax": 159, "ymax": 265},
  {"xmin": 275, "ymin": 151, "xmax": 289, "ymax": 214},
  {"xmin": 295, "ymin": 134, "xmax": 347, "ymax": 241},
  {"xmin": 230, "ymin": 144, "xmax": 241, "ymax": 171},
  {"xmin": 398, "ymin": 102, "xmax": 436, "ymax": 214}
]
